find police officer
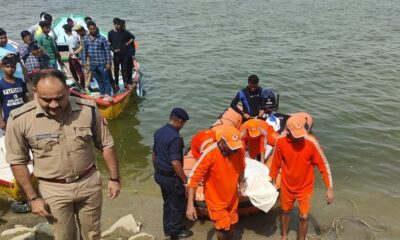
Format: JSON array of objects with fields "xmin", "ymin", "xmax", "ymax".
[
  {"xmin": 5, "ymin": 69, "xmax": 121, "ymax": 240},
  {"xmin": 152, "ymin": 108, "xmax": 193, "ymax": 240}
]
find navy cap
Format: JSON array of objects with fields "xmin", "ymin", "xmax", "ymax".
[{"xmin": 171, "ymin": 108, "xmax": 189, "ymax": 121}]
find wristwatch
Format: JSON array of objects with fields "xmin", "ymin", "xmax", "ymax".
[{"xmin": 109, "ymin": 177, "xmax": 121, "ymax": 183}]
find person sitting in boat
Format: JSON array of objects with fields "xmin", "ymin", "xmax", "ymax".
[
  {"xmin": 191, "ymin": 128, "xmax": 218, "ymax": 160},
  {"xmin": 239, "ymin": 118, "xmax": 278, "ymax": 162},
  {"xmin": 81, "ymin": 21, "xmax": 113, "ymax": 101},
  {"xmin": 17, "ymin": 31, "xmax": 50, "ymax": 79},
  {"xmin": 63, "ymin": 24, "xmax": 85, "ymax": 91},
  {"xmin": 187, "ymin": 126, "xmax": 246, "ymax": 240},
  {"xmin": 230, "ymin": 74, "xmax": 264, "ymax": 122},
  {"xmin": 0, "ymin": 56, "xmax": 29, "ymax": 130},
  {"xmin": 36, "ymin": 20, "xmax": 63, "ymax": 70}
]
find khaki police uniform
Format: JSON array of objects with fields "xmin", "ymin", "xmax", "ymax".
[{"xmin": 6, "ymin": 96, "xmax": 114, "ymax": 240}]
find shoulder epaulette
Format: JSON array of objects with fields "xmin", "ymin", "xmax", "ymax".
[
  {"xmin": 74, "ymin": 97, "xmax": 96, "ymax": 107},
  {"xmin": 9, "ymin": 101, "xmax": 36, "ymax": 119}
]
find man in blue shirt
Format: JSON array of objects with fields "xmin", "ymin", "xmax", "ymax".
[
  {"xmin": 153, "ymin": 108, "xmax": 193, "ymax": 240},
  {"xmin": 0, "ymin": 56, "xmax": 29, "ymax": 129},
  {"xmin": 81, "ymin": 21, "xmax": 113, "ymax": 101}
]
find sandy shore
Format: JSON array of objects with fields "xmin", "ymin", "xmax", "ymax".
[{"xmin": 0, "ymin": 186, "xmax": 336, "ymax": 240}]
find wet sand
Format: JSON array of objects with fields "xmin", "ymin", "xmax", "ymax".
[{"xmin": 0, "ymin": 188, "xmax": 338, "ymax": 240}]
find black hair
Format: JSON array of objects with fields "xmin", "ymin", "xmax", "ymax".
[
  {"xmin": 33, "ymin": 69, "xmax": 67, "ymax": 87},
  {"xmin": 113, "ymin": 18, "xmax": 121, "ymax": 24},
  {"xmin": 84, "ymin": 16, "xmax": 92, "ymax": 22},
  {"xmin": 62, "ymin": 24, "xmax": 72, "ymax": 33},
  {"xmin": 1, "ymin": 56, "xmax": 17, "ymax": 67},
  {"xmin": 0, "ymin": 28, "xmax": 6, "ymax": 36},
  {"xmin": 20, "ymin": 30, "xmax": 31, "ymax": 39},
  {"xmin": 39, "ymin": 20, "xmax": 51, "ymax": 28},
  {"xmin": 40, "ymin": 12, "xmax": 47, "ymax": 18},
  {"xmin": 43, "ymin": 13, "xmax": 52, "ymax": 22},
  {"xmin": 67, "ymin": 17, "xmax": 73, "ymax": 23},
  {"xmin": 86, "ymin": 21, "xmax": 96, "ymax": 28},
  {"xmin": 248, "ymin": 74, "xmax": 259, "ymax": 84}
]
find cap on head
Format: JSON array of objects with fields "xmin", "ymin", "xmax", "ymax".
[
  {"xmin": 73, "ymin": 24, "xmax": 84, "ymax": 31},
  {"xmin": 286, "ymin": 115, "xmax": 307, "ymax": 139},
  {"xmin": 293, "ymin": 112, "xmax": 313, "ymax": 132},
  {"xmin": 221, "ymin": 127, "xmax": 242, "ymax": 150},
  {"xmin": 247, "ymin": 119, "xmax": 261, "ymax": 138},
  {"xmin": 170, "ymin": 107, "xmax": 189, "ymax": 121}
]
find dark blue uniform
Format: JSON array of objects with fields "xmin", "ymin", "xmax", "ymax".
[{"xmin": 153, "ymin": 123, "xmax": 185, "ymax": 236}]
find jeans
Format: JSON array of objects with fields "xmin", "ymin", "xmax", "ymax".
[
  {"xmin": 90, "ymin": 64, "xmax": 112, "ymax": 95},
  {"xmin": 154, "ymin": 174, "xmax": 186, "ymax": 236}
]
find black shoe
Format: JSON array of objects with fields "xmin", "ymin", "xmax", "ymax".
[{"xmin": 170, "ymin": 229, "xmax": 193, "ymax": 239}]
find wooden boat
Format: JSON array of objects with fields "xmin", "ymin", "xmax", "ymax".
[
  {"xmin": 0, "ymin": 130, "xmax": 36, "ymax": 202},
  {"xmin": 69, "ymin": 87, "xmax": 133, "ymax": 120},
  {"xmin": 68, "ymin": 64, "xmax": 142, "ymax": 119}
]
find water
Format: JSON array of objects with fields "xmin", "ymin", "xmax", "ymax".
[{"xmin": 1, "ymin": 0, "xmax": 399, "ymax": 238}]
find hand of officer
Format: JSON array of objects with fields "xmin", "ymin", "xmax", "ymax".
[
  {"xmin": 30, "ymin": 198, "xmax": 52, "ymax": 218},
  {"xmin": 186, "ymin": 204, "xmax": 197, "ymax": 221},
  {"xmin": 325, "ymin": 188, "xmax": 334, "ymax": 205},
  {"xmin": 108, "ymin": 180, "xmax": 121, "ymax": 199},
  {"xmin": 106, "ymin": 64, "xmax": 111, "ymax": 70}
]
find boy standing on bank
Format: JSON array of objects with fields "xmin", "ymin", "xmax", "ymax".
[
  {"xmin": 0, "ymin": 56, "xmax": 29, "ymax": 130},
  {"xmin": 269, "ymin": 115, "xmax": 334, "ymax": 240}
]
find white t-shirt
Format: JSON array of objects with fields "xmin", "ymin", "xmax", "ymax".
[{"xmin": 67, "ymin": 34, "xmax": 80, "ymax": 58}]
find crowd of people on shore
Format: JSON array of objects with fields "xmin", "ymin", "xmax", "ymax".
[
  {"xmin": 153, "ymin": 75, "xmax": 335, "ymax": 240},
  {"xmin": 0, "ymin": 12, "xmax": 140, "ymax": 129}
]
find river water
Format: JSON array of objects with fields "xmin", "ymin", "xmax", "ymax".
[{"xmin": 1, "ymin": 0, "xmax": 399, "ymax": 239}]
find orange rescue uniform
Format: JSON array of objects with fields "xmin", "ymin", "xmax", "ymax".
[
  {"xmin": 188, "ymin": 143, "xmax": 246, "ymax": 230},
  {"xmin": 191, "ymin": 129, "xmax": 216, "ymax": 160},
  {"xmin": 239, "ymin": 119, "xmax": 279, "ymax": 159},
  {"xmin": 269, "ymin": 134, "xmax": 333, "ymax": 214}
]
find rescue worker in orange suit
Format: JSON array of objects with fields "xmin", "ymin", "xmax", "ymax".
[
  {"xmin": 239, "ymin": 118, "xmax": 279, "ymax": 162},
  {"xmin": 190, "ymin": 128, "xmax": 217, "ymax": 160},
  {"xmin": 186, "ymin": 127, "xmax": 246, "ymax": 240},
  {"xmin": 269, "ymin": 114, "xmax": 334, "ymax": 240}
]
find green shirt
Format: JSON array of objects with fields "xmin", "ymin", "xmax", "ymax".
[{"xmin": 36, "ymin": 33, "xmax": 58, "ymax": 65}]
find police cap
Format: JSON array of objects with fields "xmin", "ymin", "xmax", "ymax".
[{"xmin": 171, "ymin": 108, "xmax": 189, "ymax": 121}]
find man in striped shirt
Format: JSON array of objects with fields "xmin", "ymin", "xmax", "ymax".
[{"xmin": 269, "ymin": 114, "xmax": 334, "ymax": 240}]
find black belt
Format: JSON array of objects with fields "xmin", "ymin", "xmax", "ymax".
[
  {"xmin": 157, "ymin": 170, "xmax": 176, "ymax": 177},
  {"xmin": 38, "ymin": 165, "xmax": 96, "ymax": 184}
]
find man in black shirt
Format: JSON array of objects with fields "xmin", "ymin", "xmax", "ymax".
[
  {"xmin": 230, "ymin": 74, "xmax": 263, "ymax": 121},
  {"xmin": 108, "ymin": 18, "xmax": 135, "ymax": 91}
]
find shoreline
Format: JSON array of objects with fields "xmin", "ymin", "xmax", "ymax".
[{"xmin": 0, "ymin": 189, "xmax": 333, "ymax": 240}]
